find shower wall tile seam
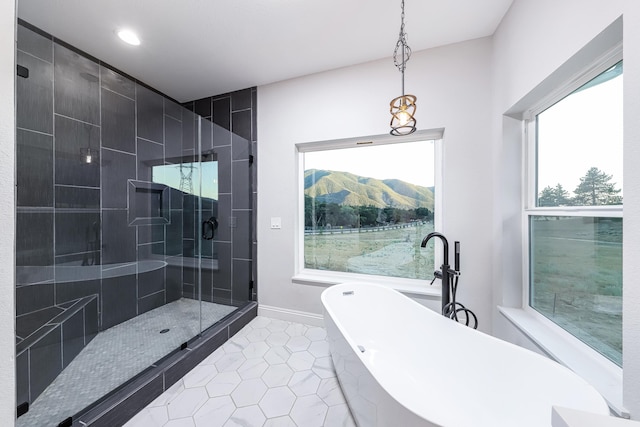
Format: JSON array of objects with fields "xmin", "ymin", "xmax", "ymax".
[
  {"xmin": 53, "ymin": 250, "xmax": 98, "ymax": 258},
  {"xmin": 15, "ymin": 207, "xmax": 54, "ymax": 212},
  {"xmin": 16, "ymin": 127, "xmax": 53, "ymax": 137},
  {"xmin": 55, "ymin": 183, "xmax": 100, "ymax": 190},
  {"xmin": 139, "ymin": 289, "xmax": 164, "ymax": 298},
  {"xmin": 100, "ymin": 85, "xmax": 134, "ymax": 102},
  {"xmin": 101, "ymin": 146, "xmax": 136, "ymax": 157},
  {"xmin": 16, "ymin": 280, "xmax": 54, "ymax": 288},
  {"xmin": 54, "ymin": 209, "xmax": 100, "ymax": 214},
  {"xmin": 136, "ymin": 135, "xmax": 164, "ymax": 146},
  {"xmin": 53, "ymin": 113, "xmax": 100, "ymax": 128},
  {"xmin": 16, "ymin": 48, "xmax": 52, "ymax": 64}
]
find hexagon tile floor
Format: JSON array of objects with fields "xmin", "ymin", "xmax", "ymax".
[{"xmin": 124, "ymin": 316, "xmax": 357, "ymax": 427}]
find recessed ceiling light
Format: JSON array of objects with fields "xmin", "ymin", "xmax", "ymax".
[{"xmin": 117, "ymin": 29, "xmax": 140, "ymax": 46}]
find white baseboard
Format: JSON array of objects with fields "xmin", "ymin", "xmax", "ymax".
[{"xmin": 258, "ymin": 304, "xmax": 324, "ymax": 327}]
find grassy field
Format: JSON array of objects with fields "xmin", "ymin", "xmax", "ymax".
[
  {"xmin": 306, "ymin": 216, "xmax": 623, "ymax": 366},
  {"xmin": 304, "ymin": 222, "xmax": 435, "ymax": 280},
  {"xmin": 530, "ymin": 216, "xmax": 622, "ymax": 365}
]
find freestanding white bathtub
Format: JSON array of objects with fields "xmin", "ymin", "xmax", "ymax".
[{"xmin": 321, "ymin": 282, "xmax": 610, "ymax": 427}]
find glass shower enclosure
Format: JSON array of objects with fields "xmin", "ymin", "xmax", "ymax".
[{"xmin": 15, "ymin": 21, "xmax": 254, "ymax": 425}]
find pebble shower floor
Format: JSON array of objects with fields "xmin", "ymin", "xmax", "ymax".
[{"xmin": 124, "ymin": 316, "xmax": 357, "ymax": 427}]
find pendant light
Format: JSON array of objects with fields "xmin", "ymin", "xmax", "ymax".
[{"xmin": 390, "ymin": 0, "xmax": 417, "ymax": 136}]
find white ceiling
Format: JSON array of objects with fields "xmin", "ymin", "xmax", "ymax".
[{"xmin": 18, "ymin": 0, "xmax": 513, "ymax": 103}]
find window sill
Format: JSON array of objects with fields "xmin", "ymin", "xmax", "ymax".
[
  {"xmin": 498, "ymin": 306, "xmax": 626, "ymax": 418},
  {"xmin": 292, "ymin": 269, "xmax": 441, "ymax": 298}
]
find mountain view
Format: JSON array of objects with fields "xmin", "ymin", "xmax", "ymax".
[{"xmin": 304, "ymin": 169, "xmax": 434, "ymax": 210}]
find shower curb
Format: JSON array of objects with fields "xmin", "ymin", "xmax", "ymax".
[{"xmin": 67, "ymin": 301, "xmax": 257, "ymax": 427}]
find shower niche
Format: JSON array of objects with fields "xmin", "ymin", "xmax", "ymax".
[{"xmin": 15, "ymin": 20, "xmax": 256, "ymax": 425}]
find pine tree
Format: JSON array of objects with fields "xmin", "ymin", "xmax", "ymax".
[
  {"xmin": 572, "ymin": 167, "xmax": 622, "ymax": 206},
  {"xmin": 538, "ymin": 184, "xmax": 571, "ymax": 207}
]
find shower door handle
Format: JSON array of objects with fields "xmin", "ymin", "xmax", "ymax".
[{"xmin": 202, "ymin": 217, "xmax": 218, "ymax": 240}]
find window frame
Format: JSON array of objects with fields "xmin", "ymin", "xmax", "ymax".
[
  {"xmin": 521, "ymin": 47, "xmax": 623, "ymax": 367},
  {"xmin": 293, "ymin": 129, "xmax": 444, "ymax": 295}
]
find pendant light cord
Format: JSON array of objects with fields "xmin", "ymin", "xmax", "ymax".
[{"xmin": 393, "ymin": 0, "xmax": 412, "ymax": 96}]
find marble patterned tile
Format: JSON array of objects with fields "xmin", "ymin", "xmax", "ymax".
[
  {"xmin": 193, "ymin": 395, "xmax": 236, "ymax": 427},
  {"xmin": 285, "ymin": 323, "xmax": 308, "ymax": 337},
  {"xmin": 263, "ymin": 415, "xmax": 297, "ymax": 427},
  {"xmin": 125, "ymin": 405, "xmax": 168, "ymax": 426},
  {"xmin": 288, "ymin": 370, "xmax": 321, "ymax": 396},
  {"xmin": 215, "ymin": 352, "xmax": 246, "ymax": 372},
  {"xmin": 259, "ymin": 386, "xmax": 295, "ymax": 418},
  {"xmin": 183, "ymin": 364, "xmax": 219, "ymax": 388},
  {"xmin": 286, "ymin": 350, "xmax": 315, "ymax": 371},
  {"xmin": 263, "ymin": 346, "xmax": 291, "ymax": 365},
  {"xmin": 205, "ymin": 371, "xmax": 241, "ymax": 397},
  {"xmin": 242, "ymin": 341, "xmax": 270, "ymax": 359},
  {"xmin": 230, "ymin": 378, "xmax": 267, "ymax": 407},
  {"xmin": 167, "ymin": 387, "xmax": 209, "ymax": 419},
  {"xmin": 290, "ymin": 394, "xmax": 329, "ymax": 427},
  {"xmin": 246, "ymin": 327, "xmax": 271, "ymax": 342},
  {"xmin": 312, "ymin": 356, "xmax": 336, "ymax": 379},
  {"xmin": 308, "ymin": 340, "xmax": 331, "ymax": 358},
  {"xmin": 201, "ymin": 346, "xmax": 226, "ymax": 365},
  {"xmin": 149, "ymin": 379, "xmax": 185, "ymax": 407},
  {"xmin": 166, "ymin": 418, "xmax": 197, "ymax": 427},
  {"xmin": 317, "ymin": 377, "xmax": 347, "ymax": 406},
  {"xmin": 237, "ymin": 358, "xmax": 269, "ymax": 379},
  {"xmin": 265, "ymin": 332, "xmax": 290, "ymax": 347},
  {"xmin": 285, "ymin": 335, "xmax": 311, "ymax": 352},
  {"xmin": 265, "ymin": 319, "xmax": 289, "ymax": 333},
  {"xmin": 305, "ymin": 327, "xmax": 327, "ymax": 341},
  {"xmin": 261, "ymin": 364, "xmax": 294, "ymax": 388},
  {"xmin": 224, "ymin": 405, "xmax": 266, "ymax": 427},
  {"xmin": 325, "ymin": 403, "xmax": 357, "ymax": 427},
  {"xmin": 126, "ymin": 316, "xmax": 357, "ymax": 427},
  {"xmin": 223, "ymin": 336, "xmax": 250, "ymax": 353},
  {"xmin": 250, "ymin": 316, "xmax": 271, "ymax": 329}
]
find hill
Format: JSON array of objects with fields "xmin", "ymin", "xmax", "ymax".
[{"xmin": 304, "ymin": 169, "xmax": 434, "ymax": 210}]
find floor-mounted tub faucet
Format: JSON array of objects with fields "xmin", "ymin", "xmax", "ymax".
[
  {"xmin": 421, "ymin": 232, "xmax": 477, "ymax": 328},
  {"xmin": 421, "ymin": 232, "xmax": 452, "ymax": 314}
]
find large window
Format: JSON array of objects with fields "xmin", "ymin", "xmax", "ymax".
[
  {"xmin": 299, "ymin": 134, "xmax": 439, "ymax": 281},
  {"xmin": 526, "ymin": 57, "xmax": 623, "ymax": 365}
]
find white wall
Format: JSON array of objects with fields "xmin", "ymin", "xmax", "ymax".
[
  {"xmin": 257, "ymin": 37, "xmax": 495, "ymax": 332},
  {"xmin": 1, "ymin": 0, "xmax": 17, "ymax": 423},
  {"xmin": 490, "ymin": 0, "xmax": 640, "ymax": 419},
  {"xmin": 259, "ymin": 0, "xmax": 640, "ymax": 419}
]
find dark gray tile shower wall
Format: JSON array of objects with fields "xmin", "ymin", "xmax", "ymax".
[
  {"xmin": 16, "ymin": 20, "xmax": 257, "ymax": 414},
  {"xmin": 184, "ymin": 87, "xmax": 257, "ymax": 305},
  {"xmin": 16, "ymin": 20, "xmax": 257, "ymax": 418}
]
